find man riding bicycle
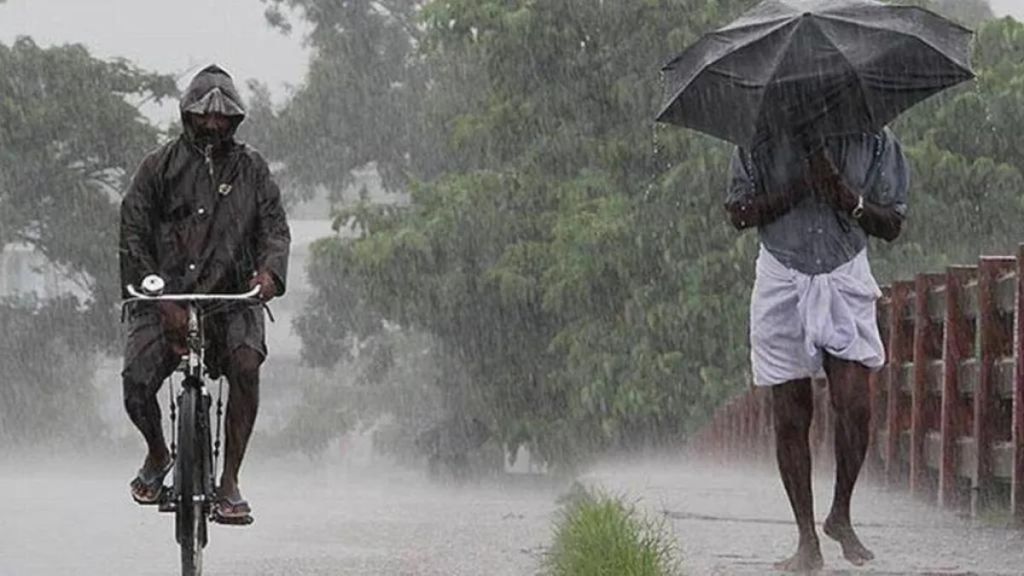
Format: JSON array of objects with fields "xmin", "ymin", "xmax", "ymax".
[{"xmin": 119, "ymin": 64, "xmax": 290, "ymax": 523}]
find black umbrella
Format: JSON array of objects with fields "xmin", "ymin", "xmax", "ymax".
[{"xmin": 656, "ymin": 0, "xmax": 974, "ymax": 148}]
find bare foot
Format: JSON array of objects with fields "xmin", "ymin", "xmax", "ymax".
[
  {"xmin": 823, "ymin": 515, "xmax": 874, "ymax": 566},
  {"xmin": 773, "ymin": 542, "xmax": 824, "ymax": 573}
]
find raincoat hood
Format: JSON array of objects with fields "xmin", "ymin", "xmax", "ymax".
[{"xmin": 180, "ymin": 64, "xmax": 246, "ymax": 144}]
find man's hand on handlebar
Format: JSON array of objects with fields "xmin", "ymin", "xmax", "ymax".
[
  {"xmin": 122, "ymin": 278, "xmax": 266, "ymax": 351},
  {"xmin": 249, "ymin": 271, "xmax": 279, "ymax": 302}
]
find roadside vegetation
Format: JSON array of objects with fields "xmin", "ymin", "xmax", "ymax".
[{"xmin": 545, "ymin": 486, "xmax": 682, "ymax": 576}]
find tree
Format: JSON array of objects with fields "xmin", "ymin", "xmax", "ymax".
[
  {"xmin": 922, "ymin": 0, "xmax": 995, "ymax": 28},
  {"xmin": 257, "ymin": 0, "xmax": 436, "ymax": 200},
  {"xmin": 289, "ymin": 0, "xmax": 756, "ymax": 465},
  {"xmin": 876, "ymin": 15, "xmax": 1024, "ymax": 279},
  {"xmin": 0, "ymin": 37, "xmax": 175, "ymax": 443},
  {"xmin": 0, "ymin": 37, "xmax": 176, "ymax": 321},
  {"xmin": 283, "ymin": 0, "xmax": 1024, "ymax": 469}
]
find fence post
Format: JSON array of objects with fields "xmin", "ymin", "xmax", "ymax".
[
  {"xmin": 722, "ymin": 403, "xmax": 732, "ymax": 460},
  {"xmin": 718, "ymin": 413, "xmax": 726, "ymax": 459},
  {"xmin": 753, "ymin": 389, "xmax": 769, "ymax": 460},
  {"xmin": 940, "ymin": 266, "xmax": 976, "ymax": 509},
  {"xmin": 911, "ymin": 273, "xmax": 945, "ymax": 498},
  {"xmin": 867, "ymin": 286, "xmax": 891, "ymax": 481},
  {"xmin": 762, "ymin": 387, "xmax": 775, "ymax": 462},
  {"xmin": 729, "ymin": 401, "xmax": 739, "ymax": 459},
  {"xmin": 740, "ymin": 393, "xmax": 750, "ymax": 457},
  {"xmin": 748, "ymin": 392, "xmax": 759, "ymax": 457},
  {"xmin": 1013, "ymin": 243, "xmax": 1024, "ymax": 521},
  {"xmin": 974, "ymin": 257, "xmax": 1016, "ymax": 516},
  {"xmin": 809, "ymin": 379, "xmax": 831, "ymax": 465},
  {"xmin": 886, "ymin": 281, "xmax": 913, "ymax": 486}
]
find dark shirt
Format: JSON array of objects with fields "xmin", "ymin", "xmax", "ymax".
[
  {"xmin": 727, "ymin": 128, "xmax": 910, "ymax": 275},
  {"xmin": 119, "ymin": 139, "xmax": 290, "ymax": 297}
]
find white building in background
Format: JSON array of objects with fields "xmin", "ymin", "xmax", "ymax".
[
  {"xmin": 0, "ymin": 243, "xmax": 85, "ymax": 300},
  {"xmin": 263, "ymin": 218, "xmax": 337, "ymax": 358}
]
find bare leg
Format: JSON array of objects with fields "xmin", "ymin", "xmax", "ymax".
[
  {"xmin": 822, "ymin": 355, "xmax": 874, "ymax": 566},
  {"xmin": 124, "ymin": 380, "xmax": 171, "ymax": 473},
  {"xmin": 219, "ymin": 347, "xmax": 261, "ymax": 502},
  {"xmin": 123, "ymin": 346, "xmax": 177, "ymax": 500},
  {"xmin": 772, "ymin": 379, "xmax": 824, "ymax": 572}
]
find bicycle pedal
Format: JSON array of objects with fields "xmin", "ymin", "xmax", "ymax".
[
  {"xmin": 158, "ymin": 500, "xmax": 177, "ymax": 513},
  {"xmin": 211, "ymin": 513, "xmax": 254, "ymax": 526}
]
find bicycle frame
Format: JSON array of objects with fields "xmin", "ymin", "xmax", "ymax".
[{"xmin": 122, "ymin": 284, "xmax": 261, "ymax": 576}]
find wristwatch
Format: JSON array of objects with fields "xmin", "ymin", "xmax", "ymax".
[{"xmin": 851, "ymin": 195, "xmax": 865, "ymax": 220}]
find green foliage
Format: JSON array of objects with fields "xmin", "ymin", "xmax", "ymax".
[
  {"xmin": 545, "ymin": 485, "xmax": 681, "ymax": 576},
  {"xmin": 0, "ymin": 37, "xmax": 174, "ymax": 443},
  {"xmin": 878, "ymin": 16, "xmax": 1024, "ymax": 280},
  {"xmin": 891, "ymin": 0, "xmax": 995, "ymax": 28},
  {"xmin": 256, "ymin": 0, "xmax": 435, "ymax": 199},
  {"xmin": 0, "ymin": 37, "xmax": 176, "ymax": 344},
  {"xmin": 282, "ymin": 1, "xmax": 1024, "ymax": 468},
  {"xmin": 286, "ymin": 0, "xmax": 760, "ymax": 467}
]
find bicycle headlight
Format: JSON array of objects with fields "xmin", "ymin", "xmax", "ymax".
[{"xmin": 141, "ymin": 274, "xmax": 166, "ymax": 296}]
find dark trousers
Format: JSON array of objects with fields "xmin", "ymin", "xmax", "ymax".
[{"xmin": 122, "ymin": 307, "xmax": 265, "ymax": 486}]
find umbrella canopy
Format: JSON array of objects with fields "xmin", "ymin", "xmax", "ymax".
[{"xmin": 656, "ymin": 0, "xmax": 974, "ymax": 148}]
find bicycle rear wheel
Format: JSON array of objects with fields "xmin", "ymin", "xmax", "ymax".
[{"xmin": 176, "ymin": 383, "xmax": 207, "ymax": 576}]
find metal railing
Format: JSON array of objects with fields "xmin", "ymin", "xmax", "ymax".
[{"xmin": 694, "ymin": 243, "xmax": 1024, "ymax": 520}]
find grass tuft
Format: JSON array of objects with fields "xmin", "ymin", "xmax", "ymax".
[{"xmin": 544, "ymin": 484, "xmax": 682, "ymax": 576}]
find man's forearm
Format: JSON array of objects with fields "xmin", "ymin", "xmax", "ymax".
[
  {"xmin": 825, "ymin": 178, "xmax": 904, "ymax": 241},
  {"xmin": 725, "ymin": 188, "xmax": 803, "ymax": 230},
  {"xmin": 854, "ymin": 200, "xmax": 903, "ymax": 241}
]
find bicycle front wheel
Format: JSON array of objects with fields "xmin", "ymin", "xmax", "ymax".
[{"xmin": 176, "ymin": 383, "xmax": 206, "ymax": 576}]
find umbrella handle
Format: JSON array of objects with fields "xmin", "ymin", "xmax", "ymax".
[{"xmin": 797, "ymin": 132, "xmax": 827, "ymax": 157}]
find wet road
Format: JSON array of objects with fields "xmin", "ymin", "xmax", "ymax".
[
  {"xmin": 3, "ymin": 455, "xmax": 1024, "ymax": 575},
  {"xmin": 584, "ymin": 460, "xmax": 1024, "ymax": 576},
  {"xmin": 0, "ymin": 455, "xmax": 556, "ymax": 576}
]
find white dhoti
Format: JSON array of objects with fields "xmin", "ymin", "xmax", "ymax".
[{"xmin": 750, "ymin": 245, "xmax": 885, "ymax": 387}]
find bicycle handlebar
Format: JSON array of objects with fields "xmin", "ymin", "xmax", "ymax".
[{"xmin": 123, "ymin": 284, "xmax": 262, "ymax": 305}]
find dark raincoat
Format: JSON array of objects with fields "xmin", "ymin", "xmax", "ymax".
[{"xmin": 119, "ymin": 65, "xmax": 290, "ymax": 380}]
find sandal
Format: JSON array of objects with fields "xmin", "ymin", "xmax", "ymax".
[
  {"xmin": 212, "ymin": 492, "xmax": 254, "ymax": 525},
  {"xmin": 129, "ymin": 458, "xmax": 174, "ymax": 505}
]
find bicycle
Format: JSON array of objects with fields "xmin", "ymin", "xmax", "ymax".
[{"xmin": 123, "ymin": 279, "xmax": 262, "ymax": 576}]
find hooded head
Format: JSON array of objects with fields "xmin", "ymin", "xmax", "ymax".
[{"xmin": 180, "ymin": 64, "xmax": 246, "ymax": 149}]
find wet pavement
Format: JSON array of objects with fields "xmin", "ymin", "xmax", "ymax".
[
  {"xmin": 2, "ymin": 455, "xmax": 1023, "ymax": 575},
  {"xmin": 0, "ymin": 455, "xmax": 556, "ymax": 576},
  {"xmin": 583, "ymin": 459, "xmax": 1024, "ymax": 576}
]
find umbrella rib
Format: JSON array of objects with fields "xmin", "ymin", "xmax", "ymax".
[
  {"xmin": 660, "ymin": 18, "xmax": 795, "ymax": 75},
  {"xmin": 814, "ymin": 12, "xmax": 974, "ymax": 76},
  {"xmin": 751, "ymin": 20, "xmax": 817, "ymax": 146},
  {"xmin": 809, "ymin": 18, "xmax": 877, "ymax": 129},
  {"xmin": 657, "ymin": 18, "xmax": 800, "ymax": 124},
  {"xmin": 715, "ymin": 15, "xmax": 796, "ymax": 37}
]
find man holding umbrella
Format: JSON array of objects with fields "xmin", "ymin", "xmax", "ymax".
[
  {"xmin": 657, "ymin": 0, "xmax": 974, "ymax": 571},
  {"xmin": 728, "ymin": 124, "xmax": 908, "ymax": 571}
]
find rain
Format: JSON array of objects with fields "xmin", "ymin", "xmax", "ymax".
[{"xmin": 2, "ymin": 0, "xmax": 1024, "ymax": 574}]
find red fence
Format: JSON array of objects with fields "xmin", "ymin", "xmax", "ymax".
[{"xmin": 695, "ymin": 243, "xmax": 1024, "ymax": 520}]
